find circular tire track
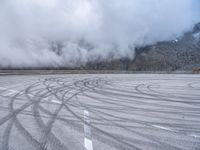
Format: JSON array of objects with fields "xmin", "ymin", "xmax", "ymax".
[{"xmin": 0, "ymin": 75, "xmax": 200, "ymax": 150}]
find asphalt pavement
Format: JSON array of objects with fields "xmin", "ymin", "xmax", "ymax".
[{"xmin": 0, "ymin": 74, "xmax": 200, "ymax": 150}]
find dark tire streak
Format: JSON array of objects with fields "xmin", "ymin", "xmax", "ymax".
[{"xmin": 1, "ymin": 75, "xmax": 200, "ymax": 150}]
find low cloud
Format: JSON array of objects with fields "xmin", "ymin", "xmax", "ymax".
[{"xmin": 0, "ymin": 0, "xmax": 199, "ymax": 68}]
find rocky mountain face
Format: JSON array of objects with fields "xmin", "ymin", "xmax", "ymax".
[{"xmin": 85, "ymin": 23, "xmax": 200, "ymax": 71}]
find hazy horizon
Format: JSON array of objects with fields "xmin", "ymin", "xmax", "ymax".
[{"xmin": 0, "ymin": 0, "xmax": 200, "ymax": 68}]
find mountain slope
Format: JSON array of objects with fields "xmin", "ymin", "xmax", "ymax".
[
  {"xmin": 85, "ymin": 23, "xmax": 200, "ymax": 71},
  {"xmin": 130, "ymin": 23, "xmax": 200, "ymax": 71}
]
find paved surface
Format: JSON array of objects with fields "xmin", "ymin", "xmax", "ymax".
[{"xmin": 0, "ymin": 74, "xmax": 200, "ymax": 150}]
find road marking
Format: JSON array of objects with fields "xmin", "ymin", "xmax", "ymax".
[
  {"xmin": 0, "ymin": 87, "xmax": 63, "ymax": 104},
  {"xmin": 152, "ymin": 124, "xmax": 200, "ymax": 138},
  {"xmin": 84, "ymin": 110, "xmax": 93, "ymax": 150},
  {"xmin": 0, "ymin": 87, "xmax": 18, "ymax": 96},
  {"xmin": 51, "ymin": 100, "xmax": 62, "ymax": 104},
  {"xmin": 84, "ymin": 138, "xmax": 93, "ymax": 150},
  {"xmin": 189, "ymin": 134, "xmax": 200, "ymax": 138},
  {"xmin": 152, "ymin": 125, "xmax": 174, "ymax": 132}
]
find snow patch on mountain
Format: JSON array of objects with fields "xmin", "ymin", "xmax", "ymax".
[{"xmin": 193, "ymin": 32, "xmax": 200, "ymax": 40}]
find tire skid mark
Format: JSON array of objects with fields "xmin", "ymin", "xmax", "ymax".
[
  {"xmin": 31, "ymin": 80, "xmax": 70, "ymax": 150},
  {"xmin": 75, "ymin": 99, "xmax": 185, "ymax": 150},
  {"xmin": 30, "ymin": 78, "xmax": 86, "ymax": 150},
  {"xmin": 1, "ymin": 76, "xmax": 199, "ymax": 150},
  {"xmin": 63, "ymin": 103, "xmax": 143, "ymax": 150},
  {"xmin": 71, "ymin": 78, "xmax": 199, "ymax": 149},
  {"xmin": 1, "ymin": 120, "xmax": 13, "ymax": 150},
  {"xmin": 1, "ymin": 82, "xmax": 46, "ymax": 149}
]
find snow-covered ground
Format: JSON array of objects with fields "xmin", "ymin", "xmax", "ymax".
[
  {"xmin": 193, "ymin": 32, "xmax": 200, "ymax": 40},
  {"xmin": 0, "ymin": 74, "xmax": 200, "ymax": 150}
]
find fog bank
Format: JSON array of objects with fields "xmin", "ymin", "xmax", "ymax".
[{"xmin": 0, "ymin": 0, "xmax": 199, "ymax": 68}]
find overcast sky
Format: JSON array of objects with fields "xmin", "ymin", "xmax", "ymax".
[{"xmin": 0, "ymin": 0, "xmax": 200, "ymax": 68}]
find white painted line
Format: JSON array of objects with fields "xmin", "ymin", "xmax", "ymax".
[
  {"xmin": 84, "ymin": 110, "xmax": 93, "ymax": 150},
  {"xmin": 152, "ymin": 125, "xmax": 174, "ymax": 132},
  {"xmin": 152, "ymin": 125, "xmax": 200, "ymax": 139},
  {"xmin": 0, "ymin": 87, "xmax": 18, "ymax": 92},
  {"xmin": 51, "ymin": 100, "xmax": 62, "ymax": 104},
  {"xmin": 189, "ymin": 134, "xmax": 200, "ymax": 138},
  {"xmin": 0, "ymin": 87, "xmax": 19, "ymax": 96},
  {"xmin": 3, "ymin": 90, "xmax": 18, "ymax": 96},
  {"xmin": 0, "ymin": 87, "xmax": 64, "ymax": 105},
  {"xmin": 84, "ymin": 138, "xmax": 93, "ymax": 150}
]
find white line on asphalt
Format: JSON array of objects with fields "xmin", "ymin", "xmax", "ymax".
[
  {"xmin": 0, "ymin": 87, "xmax": 18, "ymax": 96},
  {"xmin": 0, "ymin": 87, "xmax": 63, "ymax": 104},
  {"xmin": 84, "ymin": 110, "xmax": 93, "ymax": 150},
  {"xmin": 152, "ymin": 124, "xmax": 200, "ymax": 138},
  {"xmin": 51, "ymin": 100, "xmax": 62, "ymax": 104},
  {"xmin": 152, "ymin": 125, "xmax": 174, "ymax": 132},
  {"xmin": 189, "ymin": 134, "xmax": 200, "ymax": 138},
  {"xmin": 84, "ymin": 138, "xmax": 93, "ymax": 150}
]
